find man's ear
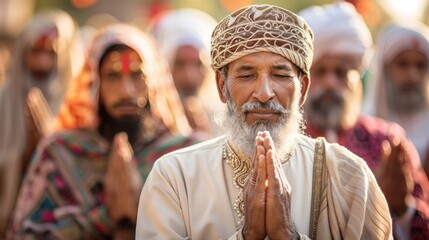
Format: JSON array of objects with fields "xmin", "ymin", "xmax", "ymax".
[
  {"xmin": 299, "ymin": 75, "xmax": 310, "ymax": 107},
  {"xmin": 216, "ymin": 70, "xmax": 227, "ymax": 103}
]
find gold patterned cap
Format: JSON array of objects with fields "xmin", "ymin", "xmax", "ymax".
[{"xmin": 210, "ymin": 4, "xmax": 314, "ymax": 75}]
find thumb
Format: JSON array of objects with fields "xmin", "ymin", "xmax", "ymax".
[
  {"xmin": 380, "ymin": 140, "xmax": 391, "ymax": 163},
  {"xmin": 375, "ymin": 140, "xmax": 391, "ymax": 178}
]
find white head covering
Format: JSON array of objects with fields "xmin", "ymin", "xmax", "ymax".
[
  {"xmin": 148, "ymin": 8, "xmax": 217, "ymax": 68},
  {"xmin": 362, "ymin": 21, "xmax": 429, "ymax": 117},
  {"xmin": 148, "ymin": 8, "xmax": 223, "ymax": 119},
  {"xmin": 0, "ymin": 9, "xmax": 81, "ymax": 160},
  {"xmin": 299, "ymin": 1, "xmax": 373, "ymax": 67}
]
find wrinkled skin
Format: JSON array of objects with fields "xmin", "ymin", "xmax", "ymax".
[{"xmin": 242, "ymin": 131, "xmax": 298, "ymax": 240}]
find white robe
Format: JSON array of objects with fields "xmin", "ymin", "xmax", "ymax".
[{"xmin": 136, "ymin": 134, "xmax": 392, "ymax": 239}]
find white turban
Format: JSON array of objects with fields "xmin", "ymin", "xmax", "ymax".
[
  {"xmin": 376, "ymin": 22, "xmax": 429, "ymax": 66},
  {"xmin": 299, "ymin": 2, "xmax": 372, "ymax": 66},
  {"xmin": 148, "ymin": 8, "xmax": 217, "ymax": 68}
]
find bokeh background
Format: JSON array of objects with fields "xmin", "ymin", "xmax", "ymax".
[{"xmin": 1, "ymin": 0, "xmax": 429, "ymax": 43}]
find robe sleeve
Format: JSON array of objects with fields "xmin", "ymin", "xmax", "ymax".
[{"xmin": 136, "ymin": 159, "xmax": 189, "ymax": 239}]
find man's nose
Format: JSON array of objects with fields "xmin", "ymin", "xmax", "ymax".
[
  {"xmin": 321, "ymin": 71, "xmax": 340, "ymax": 90},
  {"xmin": 118, "ymin": 76, "xmax": 136, "ymax": 97},
  {"xmin": 37, "ymin": 53, "xmax": 56, "ymax": 72},
  {"xmin": 406, "ymin": 66, "xmax": 422, "ymax": 84},
  {"xmin": 253, "ymin": 74, "xmax": 275, "ymax": 103}
]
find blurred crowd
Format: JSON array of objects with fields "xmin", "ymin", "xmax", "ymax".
[{"xmin": 0, "ymin": 0, "xmax": 428, "ymax": 239}]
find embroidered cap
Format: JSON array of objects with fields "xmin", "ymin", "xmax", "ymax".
[{"xmin": 210, "ymin": 4, "xmax": 314, "ymax": 75}]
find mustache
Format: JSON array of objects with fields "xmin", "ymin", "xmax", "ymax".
[
  {"xmin": 241, "ymin": 101, "xmax": 289, "ymax": 114},
  {"xmin": 310, "ymin": 89, "xmax": 344, "ymax": 107},
  {"xmin": 112, "ymin": 99, "xmax": 139, "ymax": 108},
  {"xmin": 398, "ymin": 82, "xmax": 421, "ymax": 91}
]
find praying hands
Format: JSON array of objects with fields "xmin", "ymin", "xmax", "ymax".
[
  {"xmin": 374, "ymin": 137, "xmax": 414, "ymax": 217},
  {"xmin": 242, "ymin": 131, "xmax": 299, "ymax": 240},
  {"xmin": 104, "ymin": 132, "xmax": 142, "ymax": 224}
]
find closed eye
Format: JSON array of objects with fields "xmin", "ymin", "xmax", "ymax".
[
  {"xmin": 238, "ymin": 74, "xmax": 254, "ymax": 79},
  {"xmin": 105, "ymin": 72, "xmax": 121, "ymax": 79},
  {"xmin": 274, "ymin": 74, "xmax": 290, "ymax": 78},
  {"xmin": 274, "ymin": 74, "xmax": 294, "ymax": 80}
]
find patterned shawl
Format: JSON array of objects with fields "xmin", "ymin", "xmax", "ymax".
[{"xmin": 8, "ymin": 129, "xmax": 199, "ymax": 239}]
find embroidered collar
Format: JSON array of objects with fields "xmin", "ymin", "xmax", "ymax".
[{"xmin": 223, "ymin": 140, "xmax": 292, "ymax": 228}]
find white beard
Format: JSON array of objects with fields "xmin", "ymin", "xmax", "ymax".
[
  {"xmin": 215, "ymin": 79, "xmax": 304, "ymax": 160},
  {"xmin": 385, "ymin": 75, "xmax": 429, "ymax": 114}
]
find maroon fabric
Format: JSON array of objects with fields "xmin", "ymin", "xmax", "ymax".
[
  {"xmin": 306, "ymin": 114, "xmax": 429, "ymax": 239},
  {"xmin": 411, "ymin": 210, "xmax": 429, "ymax": 239}
]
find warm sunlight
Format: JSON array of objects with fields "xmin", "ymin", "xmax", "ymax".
[{"xmin": 381, "ymin": 0, "xmax": 427, "ymax": 21}]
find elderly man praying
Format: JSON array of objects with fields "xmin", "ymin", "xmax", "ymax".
[{"xmin": 136, "ymin": 4, "xmax": 392, "ymax": 239}]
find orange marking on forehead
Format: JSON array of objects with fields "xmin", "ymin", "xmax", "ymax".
[
  {"xmin": 33, "ymin": 27, "xmax": 58, "ymax": 50},
  {"xmin": 121, "ymin": 51, "xmax": 131, "ymax": 74}
]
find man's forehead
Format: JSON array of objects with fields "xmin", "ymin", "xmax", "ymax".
[
  {"xmin": 392, "ymin": 49, "xmax": 428, "ymax": 61},
  {"xmin": 100, "ymin": 49, "xmax": 145, "ymax": 75},
  {"xmin": 313, "ymin": 54, "xmax": 362, "ymax": 67},
  {"xmin": 229, "ymin": 52, "xmax": 296, "ymax": 70}
]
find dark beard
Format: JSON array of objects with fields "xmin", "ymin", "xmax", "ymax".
[
  {"xmin": 305, "ymin": 88, "xmax": 345, "ymax": 131},
  {"xmin": 97, "ymin": 102, "xmax": 144, "ymax": 145}
]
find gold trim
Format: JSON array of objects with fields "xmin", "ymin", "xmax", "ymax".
[
  {"xmin": 223, "ymin": 140, "xmax": 292, "ymax": 229},
  {"xmin": 223, "ymin": 141, "xmax": 251, "ymax": 228},
  {"xmin": 309, "ymin": 137, "xmax": 325, "ymax": 239}
]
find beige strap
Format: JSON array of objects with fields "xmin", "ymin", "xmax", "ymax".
[{"xmin": 309, "ymin": 137, "xmax": 325, "ymax": 239}]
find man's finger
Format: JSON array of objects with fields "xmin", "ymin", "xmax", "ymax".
[
  {"xmin": 256, "ymin": 153, "xmax": 267, "ymax": 192},
  {"xmin": 253, "ymin": 135, "xmax": 265, "ymax": 167},
  {"xmin": 247, "ymin": 147, "xmax": 261, "ymax": 189},
  {"xmin": 267, "ymin": 149, "xmax": 289, "ymax": 193}
]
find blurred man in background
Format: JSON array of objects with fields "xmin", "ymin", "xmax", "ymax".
[
  {"xmin": 300, "ymin": 2, "xmax": 429, "ymax": 238},
  {"xmin": 0, "ymin": 9, "xmax": 83, "ymax": 237},
  {"xmin": 363, "ymin": 22, "xmax": 429, "ymax": 176},
  {"xmin": 7, "ymin": 24, "xmax": 200, "ymax": 239},
  {"xmin": 149, "ymin": 8, "xmax": 220, "ymax": 135}
]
